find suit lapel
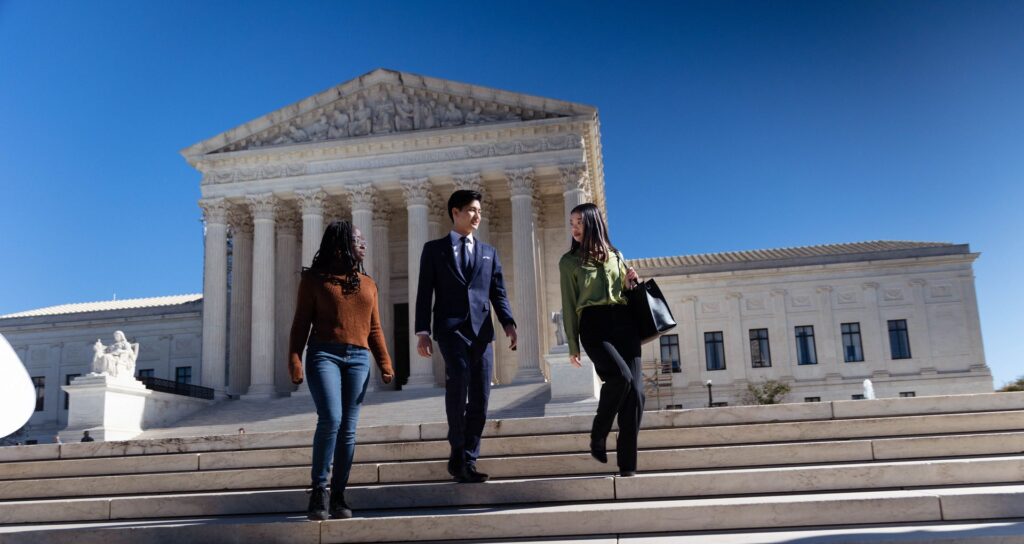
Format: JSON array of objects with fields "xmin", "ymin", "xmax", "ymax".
[
  {"xmin": 441, "ymin": 241, "xmax": 468, "ymax": 285},
  {"xmin": 467, "ymin": 241, "xmax": 484, "ymax": 284}
]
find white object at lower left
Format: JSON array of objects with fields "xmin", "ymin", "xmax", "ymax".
[{"xmin": 0, "ymin": 334, "xmax": 36, "ymax": 438}]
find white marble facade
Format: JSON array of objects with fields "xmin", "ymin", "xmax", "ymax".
[
  {"xmin": 635, "ymin": 243, "xmax": 992, "ymax": 407},
  {"xmin": 185, "ymin": 69, "xmax": 991, "ymax": 403},
  {"xmin": 187, "ymin": 69, "xmax": 604, "ymax": 395},
  {"xmin": 0, "ymin": 296, "xmax": 203, "ymax": 443}
]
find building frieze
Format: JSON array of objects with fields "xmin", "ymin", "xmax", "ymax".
[{"xmin": 200, "ymin": 132, "xmax": 582, "ymax": 186}]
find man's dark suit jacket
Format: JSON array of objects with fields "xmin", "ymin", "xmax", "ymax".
[{"xmin": 415, "ymin": 235, "xmax": 516, "ymax": 344}]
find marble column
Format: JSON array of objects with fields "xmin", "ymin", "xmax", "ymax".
[
  {"xmin": 861, "ymin": 282, "xmax": 888, "ymax": 365},
  {"xmin": 274, "ymin": 206, "xmax": 300, "ymax": 395},
  {"xmin": 506, "ymin": 167, "xmax": 544, "ymax": 382},
  {"xmin": 770, "ymin": 289, "xmax": 793, "ymax": 366},
  {"xmin": 726, "ymin": 292, "xmax": 744, "ymax": 375},
  {"xmin": 559, "ymin": 162, "xmax": 590, "ymax": 241},
  {"xmin": 816, "ymin": 285, "xmax": 838, "ymax": 367},
  {"xmin": 909, "ymin": 278, "xmax": 933, "ymax": 362},
  {"xmin": 199, "ymin": 198, "xmax": 230, "ymax": 398},
  {"xmin": 227, "ymin": 207, "xmax": 253, "ymax": 397},
  {"xmin": 348, "ymin": 183, "xmax": 382, "ymax": 390},
  {"xmin": 427, "ymin": 192, "xmax": 446, "ymax": 386},
  {"xmin": 293, "ymin": 189, "xmax": 326, "ymax": 396},
  {"xmin": 373, "ymin": 202, "xmax": 394, "ymax": 390},
  {"xmin": 348, "ymin": 183, "xmax": 376, "ymax": 277},
  {"xmin": 402, "ymin": 177, "xmax": 437, "ymax": 388},
  {"xmin": 245, "ymin": 193, "xmax": 278, "ymax": 399}
]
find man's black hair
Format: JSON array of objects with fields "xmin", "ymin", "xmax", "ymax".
[{"xmin": 447, "ymin": 189, "xmax": 483, "ymax": 222}]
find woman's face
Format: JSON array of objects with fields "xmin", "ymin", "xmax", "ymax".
[
  {"xmin": 569, "ymin": 212, "xmax": 584, "ymax": 243},
  {"xmin": 351, "ymin": 227, "xmax": 367, "ymax": 262}
]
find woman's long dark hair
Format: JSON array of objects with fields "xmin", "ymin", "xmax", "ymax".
[
  {"xmin": 569, "ymin": 203, "xmax": 617, "ymax": 265},
  {"xmin": 307, "ymin": 220, "xmax": 363, "ymax": 294}
]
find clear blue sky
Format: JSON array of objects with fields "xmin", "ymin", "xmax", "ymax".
[{"xmin": 1, "ymin": 1, "xmax": 1021, "ymax": 387}]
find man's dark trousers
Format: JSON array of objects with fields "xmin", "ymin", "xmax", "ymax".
[{"xmin": 437, "ymin": 331, "xmax": 492, "ymax": 469}]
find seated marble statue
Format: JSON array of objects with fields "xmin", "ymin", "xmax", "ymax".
[{"xmin": 91, "ymin": 331, "xmax": 139, "ymax": 379}]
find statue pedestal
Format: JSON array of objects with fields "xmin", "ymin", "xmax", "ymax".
[
  {"xmin": 61, "ymin": 374, "xmax": 214, "ymax": 442},
  {"xmin": 61, "ymin": 374, "xmax": 150, "ymax": 442},
  {"xmin": 544, "ymin": 346, "xmax": 601, "ymax": 416}
]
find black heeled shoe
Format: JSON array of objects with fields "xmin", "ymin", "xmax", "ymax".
[{"xmin": 589, "ymin": 437, "xmax": 608, "ymax": 464}]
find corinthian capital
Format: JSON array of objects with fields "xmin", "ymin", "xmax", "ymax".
[
  {"xmin": 505, "ymin": 167, "xmax": 535, "ymax": 197},
  {"xmin": 199, "ymin": 197, "xmax": 230, "ymax": 224},
  {"xmin": 372, "ymin": 200, "xmax": 393, "ymax": 223},
  {"xmin": 228, "ymin": 206, "xmax": 253, "ymax": 235},
  {"xmin": 347, "ymin": 183, "xmax": 376, "ymax": 211},
  {"xmin": 452, "ymin": 171, "xmax": 483, "ymax": 193},
  {"xmin": 247, "ymin": 193, "xmax": 278, "ymax": 221},
  {"xmin": 401, "ymin": 177, "xmax": 432, "ymax": 206},
  {"xmin": 295, "ymin": 188, "xmax": 327, "ymax": 215},
  {"xmin": 559, "ymin": 161, "xmax": 589, "ymax": 193}
]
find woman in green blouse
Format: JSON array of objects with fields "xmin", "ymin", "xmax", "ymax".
[{"xmin": 558, "ymin": 203, "xmax": 643, "ymax": 476}]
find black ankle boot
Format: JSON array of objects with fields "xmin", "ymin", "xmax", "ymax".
[
  {"xmin": 307, "ymin": 485, "xmax": 329, "ymax": 521},
  {"xmin": 329, "ymin": 489, "xmax": 353, "ymax": 519},
  {"xmin": 590, "ymin": 436, "xmax": 608, "ymax": 464}
]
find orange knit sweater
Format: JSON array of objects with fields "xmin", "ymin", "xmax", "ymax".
[{"xmin": 288, "ymin": 270, "xmax": 393, "ymax": 375}]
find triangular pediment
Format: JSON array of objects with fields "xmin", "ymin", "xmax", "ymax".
[{"xmin": 183, "ymin": 68, "xmax": 595, "ymax": 157}]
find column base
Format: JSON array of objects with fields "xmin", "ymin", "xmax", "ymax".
[
  {"xmin": 512, "ymin": 367, "xmax": 547, "ymax": 384},
  {"xmin": 241, "ymin": 384, "xmax": 277, "ymax": 400}
]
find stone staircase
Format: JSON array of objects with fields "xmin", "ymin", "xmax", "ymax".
[{"xmin": 1, "ymin": 393, "xmax": 1024, "ymax": 543}]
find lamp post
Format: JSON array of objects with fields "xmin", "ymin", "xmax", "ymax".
[{"xmin": 706, "ymin": 380, "xmax": 713, "ymax": 407}]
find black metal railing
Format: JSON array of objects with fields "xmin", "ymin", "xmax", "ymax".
[{"xmin": 139, "ymin": 377, "xmax": 214, "ymax": 400}]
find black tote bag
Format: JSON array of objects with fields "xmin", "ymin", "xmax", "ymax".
[{"xmin": 625, "ymin": 278, "xmax": 677, "ymax": 344}]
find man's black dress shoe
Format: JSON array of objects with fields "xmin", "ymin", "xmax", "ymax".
[
  {"xmin": 589, "ymin": 437, "xmax": 608, "ymax": 464},
  {"xmin": 619, "ymin": 470, "xmax": 636, "ymax": 477},
  {"xmin": 447, "ymin": 459, "xmax": 461, "ymax": 478},
  {"xmin": 455, "ymin": 464, "xmax": 489, "ymax": 483}
]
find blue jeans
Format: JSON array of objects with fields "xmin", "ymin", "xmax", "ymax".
[{"xmin": 306, "ymin": 342, "xmax": 370, "ymax": 489}]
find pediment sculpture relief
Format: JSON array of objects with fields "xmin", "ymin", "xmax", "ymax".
[{"xmin": 217, "ymin": 85, "xmax": 565, "ymax": 153}]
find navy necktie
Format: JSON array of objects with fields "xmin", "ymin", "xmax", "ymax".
[{"xmin": 460, "ymin": 236, "xmax": 472, "ymax": 279}]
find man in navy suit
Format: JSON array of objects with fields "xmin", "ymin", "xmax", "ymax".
[{"xmin": 415, "ymin": 189, "xmax": 517, "ymax": 483}]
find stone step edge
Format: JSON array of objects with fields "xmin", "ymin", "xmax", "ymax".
[
  {"xmin": 1, "ymin": 485, "xmax": 1023, "ymax": 543},
  {"xmin": 2, "ymin": 429, "xmax": 1024, "ymax": 484},
  {"xmin": 1, "ymin": 453, "xmax": 1021, "ymax": 513},
  {"xmin": 9, "ymin": 407, "xmax": 1024, "ymax": 465}
]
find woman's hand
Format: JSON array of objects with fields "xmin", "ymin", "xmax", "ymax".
[
  {"xmin": 626, "ymin": 266, "xmax": 640, "ymax": 287},
  {"xmin": 288, "ymin": 358, "xmax": 304, "ymax": 385},
  {"xmin": 569, "ymin": 353, "xmax": 582, "ymax": 368},
  {"xmin": 381, "ymin": 368, "xmax": 394, "ymax": 384}
]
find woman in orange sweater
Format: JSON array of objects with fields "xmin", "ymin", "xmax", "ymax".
[{"xmin": 288, "ymin": 220, "xmax": 394, "ymax": 520}]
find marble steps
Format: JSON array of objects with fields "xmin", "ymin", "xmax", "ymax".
[
  {"xmin": 3, "ymin": 428, "xmax": 1024, "ymax": 501},
  {"xmin": 6, "ymin": 391, "xmax": 1024, "ymax": 466},
  {"xmin": 4, "ymin": 408, "xmax": 1024, "ymax": 482},
  {"xmin": 1, "ymin": 452, "xmax": 1023, "ymax": 525},
  {"xmin": 3, "ymin": 485, "xmax": 1024, "ymax": 544}
]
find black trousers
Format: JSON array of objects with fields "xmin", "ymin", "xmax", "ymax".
[
  {"xmin": 579, "ymin": 304, "xmax": 644, "ymax": 472},
  {"xmin": 436, "ymin": 333, "xmax": 493, "ymax": 469}
]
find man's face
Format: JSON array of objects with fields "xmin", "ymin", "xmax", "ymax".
[{"xmin": 452, "ymin": 200, "xmax": 482, "ymax": 233}]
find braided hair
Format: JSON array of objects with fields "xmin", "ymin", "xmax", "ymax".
[{"xmin": 307, "ymin": 220, "xmax": 363, "ymax": 294}]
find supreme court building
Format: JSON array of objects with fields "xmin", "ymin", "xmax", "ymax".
[{"xmin": 3, "ymin": 69, "xmax": 993, "ymax": 438}]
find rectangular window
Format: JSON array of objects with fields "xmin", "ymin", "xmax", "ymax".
[
  {"xmin": 32, "ymin": 376, "xmax": 45, "ymax": 411},
  {"xmin": 704, "ymin": 332, "xmax": 726, "ymax": 371},
  {"xmin": 137, "ymin": 369, "xmax": 155, "ymax": 379},
  {"xmin": 175, "ymin": 366, "xmax": 192, "ymax": 385},
  {"xmin": 804, "ymin": 397, "xmax": 821, "ymax": 403},
  {"xmin": 852, "ymin": 394, "xmax": 865, "ymax": 400},
  {"xmin": 749, "ymin": 328, "xmax": 771, "ymax": 368},
  {"xmin": 795, "ymin": 326, "xmax": 818, "ymax": 365},
  {"xmin": 888, "ymin": 319, "xmax": 912, "ymax": 359},
  {"xmin": 64, "ymin": 374, "xmax": 80, "ymax": 410},
  {"xmin": 659, "ymin": 334, "xmax": 681, "ymax": 373},
  {"xmin": 900, "ymin": 391, "xmax": 916, "ymax": 398},
  {"xmin": 841, "ymin": 322, "xmax": 864, "ymax": 362}
]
